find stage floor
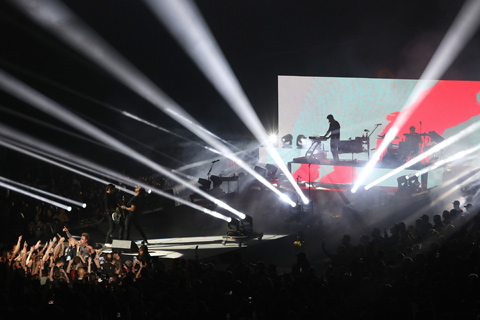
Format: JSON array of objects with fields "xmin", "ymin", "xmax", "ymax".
[{"xmin": 104, "ymin": 234, "xmax": 289, "ymax": 261}]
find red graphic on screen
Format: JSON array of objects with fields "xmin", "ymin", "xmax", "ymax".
[
  {"xmin": 378, "ymin": 80, "xmax": 480, "ymax": 157},
  {"xmin": 292, "ymin": 80, "xmax": 480, "ymax": 184},
  {"xmin": 293, "ymin": 164, "xmax": 320, "ymax": 182},
  {"xmin": 318, "ymin": 166, "xmax": 357, "ymax": 184},
  {"xmin": 292, "ymin": 164, "xmax": 357, "ymax": 184}
]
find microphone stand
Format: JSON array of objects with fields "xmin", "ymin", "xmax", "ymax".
[
  {"xmin": 207, "ymin": 162, "xmax": 216, "ymax": 180},
  {"xmin": 366, "ymin": 124, "xmax": 381, "ymax": 160}
]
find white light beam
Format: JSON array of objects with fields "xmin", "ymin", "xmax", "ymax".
[
  {"xmin": 0, "ymin": 180, "xmax": 72, "ymax": 211},
  {"xmin": 11, "ymin": 0, "xmax": 296, "ymax": 207},
  {"xmin": 352, "ymin": 0, "xmax": 480, "ymax": 193},
  {"xmin": 144, "ymin": 0, "xmax": 309, "ymax": 205},
  {"xmin": 0, "ymin": 175, "xmax": 87, "ymax": 208}
]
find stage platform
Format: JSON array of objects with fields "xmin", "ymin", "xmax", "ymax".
[
  {"xmin": 288, "ymin": 154, "xmax": 429, "ymax": 171},
  {"xmin": 104, "ymin": 234, "xmax": 289, "ymax": 261}
]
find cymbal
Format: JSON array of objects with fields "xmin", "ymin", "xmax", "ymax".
[{"xmin": 377, "ymin": 134, "xmax": 399, "ymax": 139}]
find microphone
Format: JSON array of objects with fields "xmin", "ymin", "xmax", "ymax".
[
  {"xmin": 211, "ymin": 160, "xmax": 219, "ymax": 163},
  {"xmin": 376, "ymin": 123, "xmax": 382, "ymax": 126}
]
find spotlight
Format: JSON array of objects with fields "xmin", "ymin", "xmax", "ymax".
[
  {"xmin": 198, "ymin": 178, "xmax": 211, "ymax": 190},
  {"xmin": 265, "ymin": 164, "xmax": 278, "ymax": 176},
  {"xmin": 282, "ymin": 134, "xmax": 293, "ymax": 147},
  {"xmin": 397, "ymin": 175, "xmax": 408, "ymax": 188},
  {"xmin": 268, "ymin": 133, "xmax": 278, "ymax": 145},
  {"xmin": 407, "ymin": 175, "xmax": 419, "ymax": 187},
  {"xmin": 296, "ymin": 135, "xmax": 307, "ymax": 148},
  {"xmin": 82, "ymin": 203, "xmax": 87, "ymax": 208},
  {"xmin": 254, "ymin": 166, "xmax": 267, "ymax": 177}
]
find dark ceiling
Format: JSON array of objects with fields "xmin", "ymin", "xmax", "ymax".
[{"xmin": 0, "ymin": 0, "xmax": 477, "ymax": 176}]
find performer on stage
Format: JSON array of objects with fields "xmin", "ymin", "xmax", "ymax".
[
  {"xmin": 121, "ymin": 187, "xmax": 149, "ymax": 245},
  {"xmin": 104, "ymin": 184, "xmax": 124, "ymax": 244},
  {"xmin": 324, "ymin": 114, "xmax": 341, "ymax": 162},
  {"xmin": 401, "ymin": 126, "xmax": 422, "ymax": 160}
]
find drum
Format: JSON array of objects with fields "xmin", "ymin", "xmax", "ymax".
[{"xmin": 383, "ymin": 147, "xmax": 400, "ymax": 162}]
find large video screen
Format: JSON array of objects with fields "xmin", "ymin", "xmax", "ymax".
[{"xmin": 262, "ymin": 76, "xmax": 480, "ymax": 188}]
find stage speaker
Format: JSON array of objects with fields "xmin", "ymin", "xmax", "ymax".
[{"xmin": 111, "ymin": 240, "xmax": 139, "ymax": 253}]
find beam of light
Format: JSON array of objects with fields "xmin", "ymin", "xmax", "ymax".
[
  {"xmin": 0, "ymin": 124, "xmax": 196, "ymax": 208},
  {"xmin": 0, "ymin": 136, "xmax": 135, "ymax": 195},
  {"xmin": 415, "ymin": 167, "xmax": 480, "ymax": 218},
  {"xmin": 0, "ymin": 101, "xmax": 186, "ymax": 167},
  {"xmin": 0, "ymin": 175, "xmax": 87, "ymax": 208},
  {"xmin": 76, "ymin": 110, "xmax": 186, "ymax": 166},
  {"xmin": 414, "ymin": 147, "xmax": 480, "ymax": 178},
  {"xmin": 174, "ymin": 144, "xmax": 259, "ymax": 172},
  {"xmin": 122, "ymin": 110, "xmax": 259, "ymax": 164},
  {"xmin": 0, "ymin": 129, "xmax": 232, "ymax": 222},
  {"xmin": 0, "ymin": 133, "xmax": 132, "ymax": 190},
  {"xmin": 0, "ymin": 70, "xmax": 246, "ymax": 219},
  {"xmin": 143, "ymin": 0, "xmax": 309, "ymax": 205},
  {"xmin": 11, "ymin": 0, "xmax": 295, "ymax": 208},
  {"xmin": 0, "ymin": 104, "xmax": 112, "ymax": 150},
  {"xmin": 0, "ymin": 59, "xmax": 245, "ymax": 161},
  {"xmin": 0, "ymin": 180, "xmax": 72, "ymax": 211},
  {"xmin": 364, "ymin": 120, "xmax": 480, "ymax": 190},
  {"xmin": 352, "ymin": 0, "xmax": 480, "ymax": 193}
]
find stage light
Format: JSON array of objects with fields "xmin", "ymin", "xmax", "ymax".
[
  {"xmin": 254, "ymin": 166, "xmax": 267, "ymax": 177},
  {"xmin": 265, "ymin": 164, "xmax": 278, "ymax": 176},
  {"xmin": 0, "ymin": 180, "xmax": 72, "ymax": 212},
  {"xmin": 0, "ymin": 175, "xmax": 88, "ymax": 209},
  {"xmin": 10, "ymin": 0, "xmax": 299, "ymax": 208},
  {"xmin": 397, "ymin": 175, "xmax": 408, "ymax": 188},
  {"xmin": 0, "ymin": 70, "xmax": 247, "ymax": 220},
  {"xmin": 210, "ymin": 175, "xmax": 223, "ymax": 188},
  {"xmin": 268, "ymin": 133, "xmax": 277, "ymax": 145},
  {"xmin": 0, "ymin": 136, "xmax": 135, "ymax": 195},
  {"xmin": 0, "ymin": 125, "xmax": 235, "ymax": 223},
  {"xmin": 364, "ymin": 120, "xmax": 480, "ymax": 190},
  {"xmin": 282, "ymin": 134, "xmax": 293, "ymax": 147},
  {"xmin": 143, "ymin": 0, "xmax": 309, "ymax": 205},
  {"xmin": 296, "ymin": 135, "xmax": 307, "ymax": 148},
  {"xmin": 352, "ymin": 0, "xmax": 480, "ymax": 193},
  {"xmin": 198, "ymin": 178, "xmax": 211, "ymax": 190}
]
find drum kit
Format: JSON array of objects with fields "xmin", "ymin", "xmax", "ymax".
[{"xmin": 376, "ymin": 131, "xmax": 443, "ymax": 163}]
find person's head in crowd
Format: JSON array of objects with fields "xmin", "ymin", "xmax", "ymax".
[
  {"xmin": 453, "ymin": 200, "xmax": 461, "ymax": 210},
  {"xmin": 124, "ymin": 259, "xmax": 133, "ymax": 273},
  {"xmin": 55, "ymin": 256, "xmax": 66, "ymax": 268},
  {"xmin": 442, "ymin": 210, "xmax": 451, "ymax": 220},
  {"xmin": 72, "ymin": 256, "xmax": 82, "ymax": 267},
  {"xmin": 105, "ymin": 253, "xmax": 113, "ymax": 263},
  {"xmin": 77, "ymin": 267, "xmax": 86, "ymax": 280},
  {"xmin": 80, "ymin": 232, "xmax": 90, "ymax": 246},
  {"xmin": 112, "ymin": 250, "xmax": 121, "ymax": 262},
  {"xmin": 106, "ymin": 183, "xmax": 116, "ymax": 194}
]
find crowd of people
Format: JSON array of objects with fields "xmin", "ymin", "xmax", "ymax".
[
  {"xmin": 0, "ymin": 156, "xmax": 107, "ymax": 243},
  {"xmin": 1, "ymin": 194, "xmax": 480, "ymax": 319},
  {"xmin": 4, "ymin": 152, "xmax": 480, "ymax": 319}
]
